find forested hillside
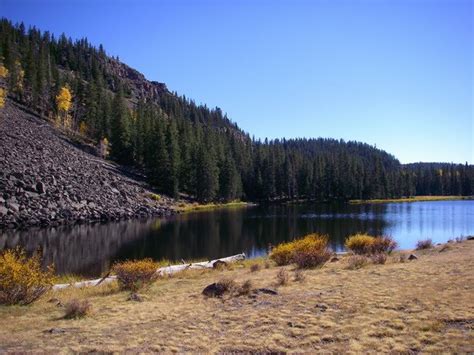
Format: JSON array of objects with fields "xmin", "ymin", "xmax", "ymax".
[{"xmin": 0, "ymin": 19, "xmax": 472, "ymax": 202}]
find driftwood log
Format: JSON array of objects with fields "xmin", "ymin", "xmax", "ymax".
[{"xmin": 52, "ymin": 253, "xmax": 246, "ymax": 290}]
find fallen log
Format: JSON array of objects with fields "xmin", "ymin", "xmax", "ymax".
[{"xmin": 52, "ymin": 253, "xmax": 246, "ymax": 290}]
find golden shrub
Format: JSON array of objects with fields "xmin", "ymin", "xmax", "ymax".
[
  {"xmin": 270, "ymin": 233, "xmax": 331, "ymax": 268},
  {"xmin": 112, "ymin": 259, "xmax": 159, "ymax": 291},
  {"xmin": 345, "ymin": 234, "xmax": 397, "ymax": 255},
  {"xmin": 270, "ymin": 241, "xmax": 296, "ymax": 266},
  {"xmin": 0, "ymin": 248, "xmax": 54, "ymax": 305},
  {"xmin": 344, "ymin": 234, "xmax": 375, "ymax": 254}
]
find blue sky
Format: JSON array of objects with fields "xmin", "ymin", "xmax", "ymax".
[{"xmin": 1, "ymin": 0, "xmax": 472, "ymax": 163}]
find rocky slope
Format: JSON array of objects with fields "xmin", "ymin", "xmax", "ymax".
[{"xmin": 0, "ymin": 100, "xmax": 176, "ymax": 229}]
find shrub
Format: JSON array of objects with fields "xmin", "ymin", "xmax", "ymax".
[
  {"xmin": 345, "ymin": 255, "xmax": 369, "ymax": 270},
  {"xmin": 216, "ymin": 278, "xmax": 237, "ymax": 294},
  {"xmin": 250, "ymin": 263, "xmax": 261, "ymax": 272},
  {"xmin": 416, "ymin": 239, "xmax": 433, "ymax": 250},
  {"xmin": 371, "ymin": 253, "xmax": 387, "ymax": 265},
  {"xmin": 64, "ymin": 299, "xmax": 91, "ymax": 319},
  {"xmin": 371, "ymin": 236, "xmax": 398, "ymax": 254},
  {"xmin": 0, "ymin": 248, "xmax": 54, "ymax": 305},
  {"xmin": 293, "ymin": 247, "xmax": 331, "ymax": 269},
  {"xmin": 345, "ymin": 234, "xmax": 375, "ymax": 254},
  {"xmin": 293, "ymin": 269, "xmax": 305, "ymax": 282},
  {"xmin": 270, "ymin": 233, "xmax": 331, "ymax": 267},
  {"xmin": 112, "ymin": 259, "xmax": 159, "ymax": 291},
  {"xmin": 345, "ymin": 234, "xmax": 397, "ymax": 255},
  {"xmin": 276, "ymin": 269, "xmax": 289, "ymax": 286},
  {"xmin": 238, "ymin": 280, "xmax": 254, "ymax": 296},
  {"xmin": 269, "ymin": 242, "xmax": 295, "ymax": 266}
]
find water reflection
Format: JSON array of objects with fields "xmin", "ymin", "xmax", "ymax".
[{"xmin": 1, "ymin": 201, "xmax": 473, "ymax": 277}]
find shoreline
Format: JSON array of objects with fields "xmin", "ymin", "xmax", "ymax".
[
  {"xmin": 349, "ymin": 195, "xmax": 473, "ymax": 204},
  {"xmin": 1, "ymin": 239, "xmax": 472, "ymax": 352}
]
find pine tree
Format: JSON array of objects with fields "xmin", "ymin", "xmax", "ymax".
[
  {"xmin": 195, "ymin": 144, "xmax": 219, "ymax": 202},
  {"xmin": 110, "ymin": 88, "xmax": 133, "ymax": 164}
]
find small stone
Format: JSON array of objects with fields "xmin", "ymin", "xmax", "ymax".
[
  {"xmin": 256, "ymin": 288, "xmax": 278, "ymax": 295},
  {"xmin": 36, "ymin": 181, "xmax": 46, "ymax": 194},
  {"xmin": 202, "ymin": 283, "xmax": 228, "ymax": 298},
  {"xmin": 8, "ymin": 202, "xmax": 20, "ymax": 212},
  {"xmin": 44, "ymin": 328, "xmax": 66, "ymax": 334},
  {"xmin": 408, "ymin": 254, "xmax": 418, "ymax": 260}
]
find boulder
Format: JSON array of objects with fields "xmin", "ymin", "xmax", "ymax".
[
  {"xmin": 408, "ymin": 254, "xmax": 418, "ymax": 260},
  {"xmin": 202, "ymin": 283, "xmax": 228, "ymax": 298}
]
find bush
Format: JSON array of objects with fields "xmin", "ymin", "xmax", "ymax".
[
  {"xmin": 238, "ymin": 280, "xmax": 254, "ymax": 296},
  {"xmin": 293, "ymin": 247, "xmax": 332, "ymax": 269},
  {"xmin": 0, "ymin": 248, "xmax": 54, "ymax": 305},
  {"xmin": 276, "ymin": 269, "xmax": 289, "ymax": 286},
  {"xmin": 371, "ymin": 236, "xmax": 398, "ymax": 254},
  {"xmin": 112, "ymin": 259, "xmax": 159, "ymax": 291},
  {"xmin": 416, "ymin": 239, "xmax": 433, "ymax": 250},
  {"xmin": 270, "ymin": 233, "xmax": 331, "ymax": 268},
  {"xmin": 64, "ymin": 299, "xmax": 91, "ymax": 319},
  {"xmin": 345, "ymin": 234, "xmax": 397, "ymax": 255},
  {"xmin": 344, "ymin": 234, "xmax": 375, "ymax": 254},
  {"xmin": 346, "ymin": 255, "xmax": 369, "ymax": 270},
  {"xmin": 250, "ymin": 263, "xmax": 261, "ymax": 272},
  {"xmin": 293, "ymin": 269, "xmax": 305, "ymax": 282},
  {"xmin": 269, "ymin": 242, "xmax": 295, "ymax": 266},
  {"xmin": 371, "ymin": 253, "xmax": 387, "ymax": 265}
]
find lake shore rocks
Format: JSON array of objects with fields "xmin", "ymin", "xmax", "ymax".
[{"xmin": 0, "ymin": 101, "xmax": 176, "ymax": 230}]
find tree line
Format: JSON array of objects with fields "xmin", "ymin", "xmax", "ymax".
[{"xmin": 1, "ymin": 19, "xmax": 472, "ymax": 202}]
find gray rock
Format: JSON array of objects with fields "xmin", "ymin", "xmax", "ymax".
[
  {"xmin": 8, "ymin": 202, "xmax": 20, "ymax": 212},
  {"xmin": 408, "ymin": 254, "xmax": 418, "ymax": 260},
  {"xmin": 36, "ymin": 181, "xmax": 46, "ymax": 194}
]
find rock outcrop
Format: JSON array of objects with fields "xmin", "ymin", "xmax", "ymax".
[{"xmin": 0, "ymin": 100, "xmax": 175, "ymax": 229}]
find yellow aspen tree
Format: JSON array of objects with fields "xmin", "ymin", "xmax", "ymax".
[
  {"xmin": 0, "ymin": 64, "xmax": 8, "ymax": 78},
  {"xmin": 55, "ymin": 86, "xmax": 72, "ymax": 129},
  {"xmin": 0, "ymin": 63, "xmax": 8, "ymax": 109},
  {"xmin": 79, "ymin": 121, "xmax": 88, "ymax": 136},
  {"xmin": 0, "ymin": 88, "xmax": 6, "ymax": 108},
  {"xmin": 99, "ymin": 137, "xmax": 109, "ymax": 159}
]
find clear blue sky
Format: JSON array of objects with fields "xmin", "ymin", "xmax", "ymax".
[{"xmin": 1, "ymin": 0, "xmax": 472, "ymax": 163}]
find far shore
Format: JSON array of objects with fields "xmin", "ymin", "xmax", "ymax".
[
  {"xmin": 175, "ymin": 200, "xmax": 256, "ymax": 213},
  {"xmin": 349, "ymin": 195, "xmax": 473, "ymax": 204}
]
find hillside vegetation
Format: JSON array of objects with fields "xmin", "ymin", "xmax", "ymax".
[{"xmin": 0, "ymin": 19, "xmax": 472, "ymax": 205}]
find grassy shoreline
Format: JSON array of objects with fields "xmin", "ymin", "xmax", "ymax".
[
  {"xmin": 349, "ymin": 195, "xmax": 473, "ymax": 204},
  {"xmin": 175, "ymin": 200, "xmax": 256, "ymax": 213},
  {"xmin": 1, "ymin": 239, "xmax": 473, "ymax": 352}
]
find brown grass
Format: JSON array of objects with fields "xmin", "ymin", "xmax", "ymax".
[{"xmin": 0, "ymin": 241, "xmax": 473, "ymax": 352}]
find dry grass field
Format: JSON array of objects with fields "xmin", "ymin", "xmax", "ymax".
[{"xmin": 0, "ymin": 240, "xmax": 473, "ymax": 353}]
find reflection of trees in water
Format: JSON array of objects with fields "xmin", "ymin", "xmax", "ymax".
[
  {"xmin": 0, "ymin": 220, "xmax": 160, "ymax": 277},
  {"xmin": 0, "ymin": 203, "xmax": 392, "ymax": 277},
  {"xmin": 114, "ymin": 204, "xmax": 391, "ymax": 263}
]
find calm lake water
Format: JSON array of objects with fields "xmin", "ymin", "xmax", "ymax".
[{"xmin": 1, "ymin": 200, "xmax": 473, "ymax": 277}]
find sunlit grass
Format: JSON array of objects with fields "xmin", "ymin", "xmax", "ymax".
[{"xmin": 349, "ymin": 195, "xmax": 472, "ymax": 204}]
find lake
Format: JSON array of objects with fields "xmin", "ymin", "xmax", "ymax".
[{"xmin": 0, "ymin": 200, "xmax": 473, "ymax": 277}]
